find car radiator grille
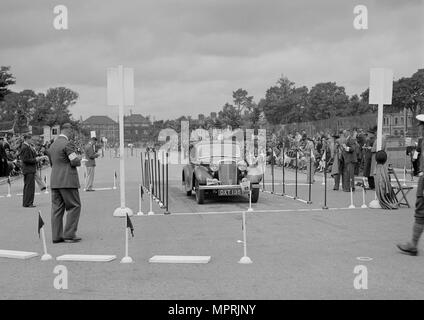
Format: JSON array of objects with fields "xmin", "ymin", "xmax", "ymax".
[{"xmin": 219, "ymin": 161, "xmax": 237, "ymax": 185}]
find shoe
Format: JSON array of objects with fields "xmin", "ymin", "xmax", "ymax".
[
  {"xmin": 41, "ymin": 187, "xmax": 46, "ymax": 191},
  {"xmin": 397, "ymin": 243, "xmax": 418, "ymax": 256},
  {"xmin": 53, "ymin": 238, "xmax": 65, "ymax": 244},
  {"xmin": 64, "ymin": 237, "xmax": 82, "ymax": 243},
  {"xmin": 23, "ymin": 204, "xmax": 36, "ymax": 208}
]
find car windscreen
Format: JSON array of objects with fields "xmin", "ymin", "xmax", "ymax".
[{"xmin": 196, "ymin": 143, "xmax": 241, "ymax": 160}]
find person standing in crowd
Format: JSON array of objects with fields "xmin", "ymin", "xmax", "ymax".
[
  {"xmin": 397, "ymin": 114, "xmax": 424, "ymax": 256},
  {"xmin": 302, "ymin": 134, "xmax": 316, "ymax": 184},
  {"xmin": 330, "ymin": 133, "xmax": 342, "ymax": 190},
  {"xmin": 363, "ymin": 127, "xmax": 376, "ymax": 190},
  {"xmin": 48, "ymin": 123, "xmax": 82, "ymax": 243},
  {"xmin": 341, "ymin": 129, "xmax": 357, "ymax": 192},
  {"xmin": 33, "ymin": 140, "xmax": 48, "ymax": 192},
  {"xmin": 84, "ymin": 137, "xmax": 99, "ymax": 192},
  {"xmin": 0, "ymin": 138, "xmax": 9, "ymax": 177},
  {"xmin": 20, "ymin": 134, "xmax": 38, "ymax": 207}
]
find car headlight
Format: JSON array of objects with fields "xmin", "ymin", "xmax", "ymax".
[
  {"xmin": 210, "ymin": 162, "xmax": 219, "ymax": 172},
  {"xmin": 237, "ymin": 160, "xmax": 247, "ymax": 171}
]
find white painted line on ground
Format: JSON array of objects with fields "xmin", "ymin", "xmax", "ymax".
[
  {"xmin": 356, "ymin": 257, "xmax": 373, "ymax": 261},
  {"xmin": 149, "ymin": 255, "xmax": 211, "ymax": 264},
  {"xmin": 137, "ymin": 206, "xmax": 372, "ymax": 216},
  {"xmin": 93, "ymin": 187, "xmax": 114, "ymax": 191},
  {"xmin": 56, "ymin": 254, "xmax": 117, "ymax": 262},
  {"xmin": 0, "ymin": 249, "xmax": 39, "ymax": 260}
]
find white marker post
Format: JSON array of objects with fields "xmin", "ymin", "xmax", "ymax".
[
  {"xmin": 349, "ymin": 186, "xmax": 355, "ymax": 209},
  {"xmin": 137, "ymin": 184, "xmax": 144, "ymax": 216},
  {"xmin": 108, "ymin": 65, "xmax": 134, "ymax": 217},
  {"xmin": 7, "ymin": 177, "xmax": 11, "ymax": 197},
  {"xmin": 39, "ymin": 213, "xmax": 52, "ymax": 261},
  {"xmin": 247, "ymin": 190, "xmax": 253, "ymax": 212},
  {"xmin": 148, "ymin": 183, "xmax": 154, "ymax": 215},
  {"xmin": 121, "ymin": 224, "xmax": 133, "ymax": 264},
  {"xmin": 238, "ymin": 211, "xmax": 252, "ymax": 264},
  {"xmin": 361, "ymin": 178, "xmax": 367, "ymax": 208},
  {"xmin": 44, "ymin": 176, "xmax": 49, "ymax": 194}
]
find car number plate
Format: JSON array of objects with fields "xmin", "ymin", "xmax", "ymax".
[{"xmin": 218, "ymin": 189, "xmax": 242, "ymax": 196}]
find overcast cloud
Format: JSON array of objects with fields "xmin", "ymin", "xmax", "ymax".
[{"xmin": 1, "ymin": 0, "xmax": 423, "ymax": 121}]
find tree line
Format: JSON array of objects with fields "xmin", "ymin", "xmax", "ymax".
[{"xmin": 0, "ymin": 66, "xmax": 80, "ymax": 134}]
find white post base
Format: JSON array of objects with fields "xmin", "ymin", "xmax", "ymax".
[
  {"xmin": 41, "ymin": 254, "xmax": 53, "ymax": 261},
  {"xmin": 148, "ymin": 211, "xmax": 154, "ymax": 215},
  {"xmin": 348, "ymin": 204, "xmax": 356, "ymax": 209},
  {"xmin": 238, "ymin": 256, "xmax": 253, "ymax": 264},
  {"xmin": 361, "ymin": 204, "xmax": 368, "ymax": 208},
  {"xmin": 247, "ymin": 207, "xmax": 254, "ymax": 212},
  {"xmin": 120, "ymin": 256, "xmax": 133, "ymax": 264},
  {"xmin": 113, "ymin": 207, "xmax": 134, "ymax": 217},
  {"xmin": 6, "ymin": 194, "xmax": 11, "ymax": 198},
  {"xmin": 136, "ymin": 211, "xmax": 144, "ymax": 216}
]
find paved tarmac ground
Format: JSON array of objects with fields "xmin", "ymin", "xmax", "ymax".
[{"xmin": 0, "ymin": 149, "xmax": 423, "ymax": 299}]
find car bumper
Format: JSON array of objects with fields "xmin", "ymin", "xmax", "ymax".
[{"xmin": 199, "ymin": 184, "xmax": 260, "ymax": 190}]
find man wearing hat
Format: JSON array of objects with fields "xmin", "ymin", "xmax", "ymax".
[
  {"xmin": 20, "ymin": 134, "xmax": 39, "ymax": 207},
  {"xmin": 47, "ymin": 123, "xmax": 82, "ymax": 243},
  {"xmin": 84, "ymin": 136, "xmax": 100, "ymax": 191},
  {"xmin": 397, "ymin": 114, "xmax": 424, "ymax": 255}
]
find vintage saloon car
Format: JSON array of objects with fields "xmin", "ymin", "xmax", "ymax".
[{"xmin": 182, "ymin": 140, "xmax": 262, "ymax": 204}]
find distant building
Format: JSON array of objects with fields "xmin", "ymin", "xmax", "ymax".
[
  {"xmin": 82, "ymin": 116, "xmax": 119, "ymax": 143},
  {"xmin": 383, "ymin": 111, "xmax": 413, "ymax": 137},
  {"xmin": 123, "ymin": 113, "xmax": 151, "ymax": 144}
]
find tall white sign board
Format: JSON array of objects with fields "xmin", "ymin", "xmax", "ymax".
[
  {"xmin": 107, "ymin": 65, "xmax": 134, "ymax": 218},
  {"xmin": 369, "ymin": 68, "xmax": 393, "ymax": 151}
]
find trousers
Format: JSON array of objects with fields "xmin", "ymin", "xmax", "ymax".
[{"xmin": 51, "ymin": 188, "xmax": 81, "ymax": 241}]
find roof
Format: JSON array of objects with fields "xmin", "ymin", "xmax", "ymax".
[
  {"xmin": 124, "ymin": 114, "xmax": 150, "ymax": 124},
  {"xmin": 83, "ymin": 116, "xmax": 117, "ymax": 125}
]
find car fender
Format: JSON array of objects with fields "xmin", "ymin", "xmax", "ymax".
[
  {"xmin": 194, "ymin": 166, "xmax": 213, "ymax": 185},
  {"xmin": 246, "ymin": 166, "xmax": 263, "ymax": 184},
  {"xmin": 182, "ymin": 165, "xmax": 194, "ymax": 191}
]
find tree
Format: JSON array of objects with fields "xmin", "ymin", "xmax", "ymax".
[
  {"xmin": 392, "ymin": 69, "xmax": 424, "ymax": 121},
  {"xmin": 44, "ymin": 87, "xmax": 79, "ymax": 126},
  {"xmin": 232, "ymin": 88, "xmax": 254, "ymax": 115},
  {"xmin": 2, "ymin": 90, "xmax": 38, "ymax": 132},
  {"xmin": 0, "ymin": 66, "xmax": 15, "ymax": 101},
  {"xmin": 262, "ymin": 75, "xmax": 296, "ymax": 125},
  {"xmin": 308, "ymin": 82, "xmax": 349, "ymax": 120},
  {"xmin": 218, "ymin": 103, "xmax": 241, "ymax": 129}
]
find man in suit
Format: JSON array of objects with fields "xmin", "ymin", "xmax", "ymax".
[
  {"xmin": 47, "ymin": 123, "xmax": 82, "ymax": 243},
  {"xmin": 20, "ymin": 134, "xmax": 39, "ymax": 207},
  {"xmin": 84, "ymin": 137, "xmax": 99, "ymax": 191},
  {"xmin": 397, "ymin": 115, "xmax": 424, "ymax": 255},
  {"xmin": 341, "ymin": 129, "xmax": 357, "ymax": 192}
]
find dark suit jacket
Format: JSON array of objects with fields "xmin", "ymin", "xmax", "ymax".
[
  {"xmin": 20, "ymin": 143, "xmax": 37, "ymax": 174},
  {"xmin": 48, "ymin": 136, "xmax": 81, "ymax": 189},
  {"xmin": 342, "ymin": 137, "xmax": 357, "ymax": 164},
  {"xmin": 84, "ymin": 143, "xmax": 98, "ymax": 167}
]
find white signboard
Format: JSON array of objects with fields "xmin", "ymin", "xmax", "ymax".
[
  {"xmin": 107, "ymin": 67, "xmax": 134, "ymax": 106},
  {"xmin": 90, "ymin": 130, "xmax": 96, "ymax": 138},
  {"xmin": 43, "ymin": 126, "xmax": 51, "ymax": 142},
  {"xmin": 369, "ymin": 68, "xmax": 393, "ymax": 105}
]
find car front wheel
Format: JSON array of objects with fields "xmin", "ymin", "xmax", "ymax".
[{"xmin": 195, "ymin": 180, "xmax": 204, "ymax": 204}]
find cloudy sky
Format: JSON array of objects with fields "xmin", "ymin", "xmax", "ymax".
[{"xmin": 1, "ymin": 0, "xmax": 423, "ymax": 121}]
